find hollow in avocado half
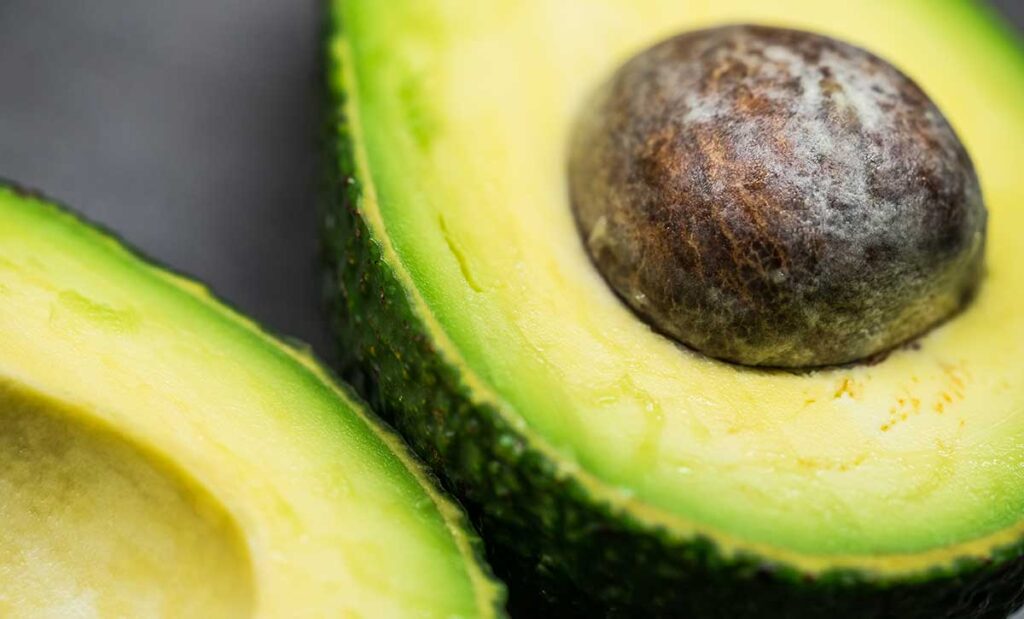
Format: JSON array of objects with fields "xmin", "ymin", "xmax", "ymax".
[{"xmin": 323, "ymin": 1, "xmax": 1024, "ymax": 616}]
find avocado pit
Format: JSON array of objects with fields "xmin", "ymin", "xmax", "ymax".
[{"xmin": 569, "ymin": 25, "xmax": 986, "ymax": 368}]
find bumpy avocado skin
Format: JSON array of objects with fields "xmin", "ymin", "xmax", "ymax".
[{"xmin": 320, "ymin": 10, "xmax": 1024, "ymax": 619}]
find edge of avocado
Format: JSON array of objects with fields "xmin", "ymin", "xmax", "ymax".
[
  {"xmin": 320, "ymin": 4, "xmax": 1024, "ymax": 617},
  {"xmin": 0, "ymin": 178, "xmax": 508, "ymax": 619}
]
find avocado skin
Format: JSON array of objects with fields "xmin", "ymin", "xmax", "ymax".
[{"xmin": 320, "ymin": 15, "xmax": 1024, "ymax": 619}]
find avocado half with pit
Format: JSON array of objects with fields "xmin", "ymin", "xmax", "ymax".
[
  {"xmin": 0, "ymin": 184, "xmax": 504, "ymax": 618},
  {"xmin": 322, "ymin": 0, "xmax": 1024, "ymax": 616}
]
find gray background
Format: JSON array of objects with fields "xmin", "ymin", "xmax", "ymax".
[
  {"xmin": 0, "ymin": 0, "xmax": 326, "ymax": 351},
  {"xmin": 0, "ymin": 1, "xmax": 1022, "ymax": 616},
  {"xmin": 0, "ymin": 0, "xmax": 1020, "ymax": 358}
]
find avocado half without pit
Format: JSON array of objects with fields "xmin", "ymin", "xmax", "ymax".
[
  {"xmin": 570, "ymin": 25, "xmax": 986, "ymax": 369},
  {"xmin": 326, "ymin": 1, "xmax": 1024, "ymax": 616},
  {"xmin": 0, "ymin": 186, "xmax": 504, "ymax": 618}
]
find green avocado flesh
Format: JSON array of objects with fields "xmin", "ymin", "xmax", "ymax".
[
  {"xmin": 327, "ymin": 0, "xmax": 1024, "ymax": 611},
  {"xmin": 0, "ymin": 186, "xmax": 503, "ymax": 618}
]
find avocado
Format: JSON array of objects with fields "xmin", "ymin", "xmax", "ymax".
[
  {"xmin": 0, "ymin": 184, "xmax": 505, "ymax": 618},
  {"xmin": 323, "ymin": 0, "xmax": 1024, "ymax": 616}
]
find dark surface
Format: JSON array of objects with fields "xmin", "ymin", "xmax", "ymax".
[
  {"xmin": 0, "ymin": 0, "xmax": 1019, "ymax": 359},
  {"xmin": 0, "ymin": 0, "xmax": 327, "ymax": 353}
]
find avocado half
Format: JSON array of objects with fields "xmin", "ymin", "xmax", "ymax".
[
  {"xmin": 0, "ymin": 184, "xmax": 504, "ymax": 618},
  {"xmin": 322, "ymin": 0, "xmax": 1024, "ymax": 616}
]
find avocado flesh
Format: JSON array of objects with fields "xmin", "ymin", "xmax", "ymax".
[
  {"xmin": 0, "ymin": 186, "xmax": 504, "ymax": 618},
  {"xmin": 0, "ymin": 381, "xmax": 253, "ymax": 618},
  {"xmin": 332, "ymin": 0, "xmax": 1024, "ymax": 585}
]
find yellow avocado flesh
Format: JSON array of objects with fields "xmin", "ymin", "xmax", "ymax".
[
  {"xmin": 0, "ymin": 383, "xmax": 252, "ymax": 618},
  {"xmin": 0, "ymin": 190, "xmax": 500, "ymax": 618},
  {"xmin": 339, "ymin": 0, "xmax": 1024, "ymax": 570}
]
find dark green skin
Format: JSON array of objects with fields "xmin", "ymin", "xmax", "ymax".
[{"xmin": 321, "ymin": 14, "xmax": 1024, "ymax": 619}]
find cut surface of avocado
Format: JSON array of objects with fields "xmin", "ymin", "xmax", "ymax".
[
  {"xmin": 325, "ymin": 0, "xmax": 1024, "ymax": 614},
  {"xmin": 0, "ymin": 381, "xmax": 253, "ymax": 618},
  {"xmin": 0, "ymin": 185, "xmax": 504, "ymax": 619}
]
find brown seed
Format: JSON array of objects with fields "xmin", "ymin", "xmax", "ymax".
[{"xmin": 569, "ymin": 25, "xmax": 986, "ymax": 368}]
